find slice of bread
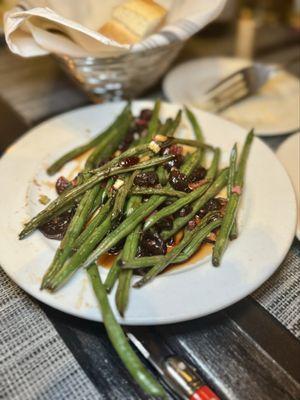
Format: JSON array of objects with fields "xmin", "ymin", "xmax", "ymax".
[
  {"xmin": 113, "ymin": 0, "xmax": 167, "ymax": 38},
  {"xmin": 99, "ymin": 0, "xmax": 167, "ymax": 45},
  {"xmin": 99, "ymin": 20, "xmax": 139, "ymax": 44}
]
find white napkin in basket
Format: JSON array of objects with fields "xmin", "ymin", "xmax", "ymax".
[{"xmin": 4, "ymin": 0, "xmax": 226, "ymax": 57}]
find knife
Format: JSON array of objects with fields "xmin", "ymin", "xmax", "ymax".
[{"xmin": 127, "ymin": 328, "xmax": 220, "ymax": 400}]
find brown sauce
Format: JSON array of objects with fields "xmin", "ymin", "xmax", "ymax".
[
  {"xmin": 98, "ymin": 253, "xmax": 116, "ymax": 268},
  {"xmin": 164, "ymin": 242, "xmax": 213, "ymax": 273},
  {"xmin": 66, "ymin": 150, "xmax": 93, "ymax": 181}
]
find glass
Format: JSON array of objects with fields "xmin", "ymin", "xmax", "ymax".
[{"xmin": 55, "ymin": 42, "xmax": 183, "ymax": 102}]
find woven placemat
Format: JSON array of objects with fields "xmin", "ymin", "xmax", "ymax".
[
  {"xmin": 253, "ymin": 239, "xmax": 300, "ymax": 338},
  {"xmin": 1, "ymin": 241, "xmax": 298, "ymax": 400},
  {"xmin": 0, "ymin": 268, "xmax": 102, "ymax": 400}
]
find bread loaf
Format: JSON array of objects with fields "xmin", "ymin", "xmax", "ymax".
[{"xmin": 99, "ymin": 0, "xmax": 167, "ymax": 44}]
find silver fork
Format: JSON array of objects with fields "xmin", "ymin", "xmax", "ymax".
[{"xmin": 199, "ymin": 62, "xmax": 278, "ymax": 113}]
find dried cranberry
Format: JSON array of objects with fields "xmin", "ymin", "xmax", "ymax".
[
  {"xmin": 187, "ymin": 220, "xmax": 197, "ymax": 230},
  {"xmin": 175, "ymin": 205, "xmax": 193, "ymax": 218},
  {"xmin": 107, "ymin": 216, "xmax": 125, "ymax": 254},
  {"xmin": 134, "ymin": 171, "xmax": 159, "ymax": 187},
  {"xmin": 169, "ymin": 169, "xmax": 190, "ymax": 192},
  {"xmin": 111, "ymin": 214, "xmax": 124, "ymax": 230},
  {"xmin": 189, "ymin": 167, "xmax": 207, "ymax": 183},
  {"xmin": 161, "ymin": 199, "xmax": 174, "ymax": 208},
  {"xmin": 55, "ymin": 176, "xmax": 70, "ymax": 195},
  {"xmin": 119, "ymin": 156, "xmax": 140, "ymax": 168},
  {"xmin": 136, "ymin": 118, "xmax": 148, "ymax": 126},
  {"xmin": 197, "ymin": 198, "xmax": 224, "ymax": 218},
  {"xmin": 100, "ymin": 178, "xmax": 109, "ymax": 188},
  {"xmin": 97, "ymin": 158, "xmax": 110, "ymax": 168},
  {"xmin": 139, "ymin": 231, "xmax": 167, "ymax": 256},
  {"xmin": 107, "ymin": 239, "xmax": 125, "ymax": 255},
  {"xmin": 39, "ymin": 209, "xmax": 74, "ymax": 240},
  {"xmin": 169, "ymin": 145, "xmax": 183, "ymax": 155},
  {"xmin": 140, "ymin": 109, "xmax": 153, "ymax": 121},
  {"xmin": 118, "ymin": 131, "xmax": 136, "ymax": 151},
  {"xmin": 155, "ymin": 216, "xmax": 173, "ymax": 231},
  {"xmin": 197, "ymin": 208, "xmax": 206, "ymax": 218},
  {"xmin": 204, "ymin": 198, "xmax": 223, "ymax": 212},
  {"xmin": 188, "ymin": 179, "xmax": 207, "ymax": 191},
  {"xmin": 164, "ymin": 154, "xmax": 184, "ymax": 171}
]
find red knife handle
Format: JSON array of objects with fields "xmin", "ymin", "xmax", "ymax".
[{"xmin": 190, "ymin": 385, "xmax": 221, "ymax": 400}]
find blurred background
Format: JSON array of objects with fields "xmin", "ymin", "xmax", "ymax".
[
  {"xmin": 181, "ymin": 0, "xmax": 300, "ymax": 72},
  {"xmin": 0, "ymin": 0, "xmax": 299, "ymax": 150}
]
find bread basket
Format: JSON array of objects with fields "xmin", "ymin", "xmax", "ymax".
[{"xmin": 55, "ymin": 42, "xmax": 182, "ymax": 102}]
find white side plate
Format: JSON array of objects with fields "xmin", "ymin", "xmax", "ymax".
[
  {"xmin": 277, "ymin": 132, "xmax": 300, "ymax": 240},
  {"xmin": 163, "ymin": 57, "xmax": 300, "ymax": 136}
]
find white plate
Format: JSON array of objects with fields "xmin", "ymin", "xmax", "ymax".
[
  {"xmin": 163, "ymin": 57, "xmax": 300, "ymax": 136},
  {"xmin": 277, "ymin": 132, "xmax": 300, "ymax": 240},
  {"xmin": 0, "ymin": 101, "xmax": 297, "ymax": 325}
]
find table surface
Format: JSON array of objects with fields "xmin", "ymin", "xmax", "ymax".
[{"xmin": 0, "ymin": 28, "xmax": 300, "ymax": 400}]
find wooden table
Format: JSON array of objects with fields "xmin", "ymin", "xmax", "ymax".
[{"xmin": 1, "ymin": 30, "xmax": 299, "ymax": 400}]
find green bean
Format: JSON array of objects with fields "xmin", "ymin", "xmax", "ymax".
[
  {"xmin": 228, "ymin": 144, "xmax": 238, "ymax": 240},
  {"xmin": 104, "ymin": 253, "xmax": 123, "ymax": 293},
  {"xmin": 144, "ymin": 148, "xmax": 221, "ymax": 231},
  {"xmin": 115, "ymin": 269, "xmax": 133, "ymax": 317},
  {"xmin": 180, "ymin": 149, "xmax": 202, "ymax": 176},
  {"xmin": 73, "ymin": 199, "xmax": 112, "ymax": 250},
  {"xmin": 47, "ymin": 104, "xmax": 131, "ymax": 175},
  {"xmin": 205, "ymin": 148, "xmax": 220, "ymax": 180},
  {"xmin": 150, "ymin": 112, "xmax": 183, "ymax": 186},
  {"xmin": 100, "ymin": 178, "xmax": 114, "ymax": 203},
  {"xmin": 165, "ymin": 110, "xmax": 182, "ymax": 137},
  {"xmin": 184, "ymin": 106, "xmax": 204, "ymax": 143},
  {"xmin": 158, "ymin": 118, "xmax": 173, "ymax": 136},
  {"xmin": 43, "ymin": 127, "xmax": 114, "ymax": 287},
  {"xmin": 161, "ymin": 167, "xmax": 228, "ymax": 241},
  {"xmin": 19, "ymin": 155, "xmax": 174, "ymax": 239},
  {"xmin": 180, "ymin": 218, "xmax": 222, "ymax": 260},
  {"xmin": 115, "ymin": 226, "xmax": 139, "ymax": 315},
  {"xmin": 122, "ymin": 213, "xmax": 222, "ymax": 269},
  {"xmin": 88, "ymin": 143, "xmax": 155, "ymax": 177},
  {"xmin": 88, "ymin": 132, "xmax": 193, "ymax": 176},
  {"xmin": 130, "ymin": 186, "xmax": 185, "ymax": 198},
  {"xmin": 212, "ymin": 130, "xmax": 253, "ymax": 266},
  {"xmin": 81, "ymin": 195, "xmax": 166, "ymax": 269},
  {"xmin": 43, "ymin": 111, "xmax": 130, "ymax": 288},
  {"xmin": 104, "ymin": 198, "xmax": 143, "ymax": 293},
  {"xmin": 141, "ymin": 99, "xmax": 161, "ymax": 143},
  {"xmin": 90, "ymin": 187, "xmax": 105, "ymax": 213},
  {"xmin": 144, "ymin": 179, "xmax": 212, "ymax": 231},
  {"xmin": 87, "ymin": 264, "xmax": 166, "ymax": 398},
  {"xmin": 134, "ymin": 214, "xmax": 219, "ymax": 287},
  {"xmin": 115, "ymin": 195, "xmax": 141, "ymax": 314},
  {"xmin": 108, "ymin": 104, "xmax": 166, "ymax": 298},
  {"xmin": 132, "ymin": 233, "xmax": 189, "ymax": 287},
  {"xmin": 165, "ymin": 137, "xmax": 213, "ymax": 151},
  {"xmin": 46, "ymin": 214, "xmax": 112, "ymax": 291},
  {"xmin": 111, "ymin": 172, "xmax": 138, "ymax": 221},
  {"xmin": 106, "ymin": 104, "xmax": 164, "ymax": 293},
  {"xmin": 85, "ymin": 114, "xmax": 133, "ymax": 170},
  {"xmin": 41, "ymin": 185, "xmax": 100, "ymax": 289}
]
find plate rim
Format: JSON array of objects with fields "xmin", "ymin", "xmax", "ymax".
[
  {"xmin": 0, "ymin": 100, "xmax": 297, "ymax": 325},
  {"xmin": 276, "ymin": 131, "xmax": 300, "ymax": 240}
]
